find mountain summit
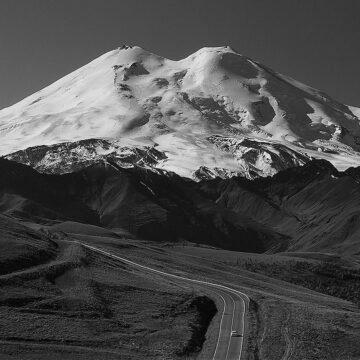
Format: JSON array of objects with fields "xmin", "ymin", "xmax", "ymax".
[{"xmin": 1, "ymin": 45, "xmax": 360, "ymax": 178}]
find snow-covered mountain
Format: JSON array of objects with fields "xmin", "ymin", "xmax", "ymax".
[{"xmin": 1, "ymin": 45, "xmax": 360, "ymax": 178}]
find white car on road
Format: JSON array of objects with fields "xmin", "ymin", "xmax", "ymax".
[{"xmin": 231, "ymin": 330, "xmax": 242, "ymax": 337}]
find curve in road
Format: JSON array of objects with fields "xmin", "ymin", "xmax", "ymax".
[{"xmin": 80, "ymin": 243, "xmax": 249, "ymax": 360}]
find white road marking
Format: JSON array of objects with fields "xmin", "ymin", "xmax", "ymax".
[{"xmin": 212, "ymin": 293, "xmax": 226, "ymax": 360}]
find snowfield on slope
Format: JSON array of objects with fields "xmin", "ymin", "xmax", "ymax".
[{"xmin": 1, "ymin": 45, "xmax": 360, "ymax": 178}]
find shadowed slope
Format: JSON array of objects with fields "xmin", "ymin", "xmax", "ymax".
[
  {"xmin": 0, "ymin": 158, "xmax": 284, "ymax": 252},
  {"xmin": 203, "ymin": 160, "xmax": 360, "ymax": 256},
  {"xmin": 1, "ymin": 157, "xmax": 360, "ymax": 255}
]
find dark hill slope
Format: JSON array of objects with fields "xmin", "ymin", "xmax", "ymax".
[
  {"xmin": 201, "ymin": 160, "xmax": 360, "ymax": 255},
  {"xmin": 1, "ymin": 158, "xmax": 359, "ymax": 255},
  {"xmin": 0, "ymin": 215, "xmax": 57, "ymax": 275},
  {"xmin": 0, "ymin": 159, "xmax": 283, "ymax": 252},
  {"xmin": 0, "ymin": 158, "xmax": 99, "ymax": 225}
]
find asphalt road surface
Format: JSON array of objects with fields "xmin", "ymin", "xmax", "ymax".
[{"xmin": 82, "ymin": 243, "xmax": 249, "ymax": 360}]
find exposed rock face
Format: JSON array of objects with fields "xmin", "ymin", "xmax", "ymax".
[
  {"xmin": 5, "ymin": 138, "xmax": 167, "ymax": 174},
  {"xmin": 4, "ymin": 135, "xmax": 309, "ymax": 179}
]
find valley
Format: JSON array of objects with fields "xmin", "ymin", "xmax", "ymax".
[
  {"xmin": 0, "ymin": 158, "xmax": 360, "ymax": 359},
  {"xmin": 0, "ymin": 214, "xmax": 359, "ymax": 359}
]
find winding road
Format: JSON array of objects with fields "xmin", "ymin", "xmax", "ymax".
[{"xmin": 81, "ymin": 243, "xmax": 249, "ymax": 360}]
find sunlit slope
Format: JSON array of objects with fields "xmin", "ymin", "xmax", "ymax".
[{"xmin": 1, "ymin": 45, "xmax": 360, "ymax": 178}]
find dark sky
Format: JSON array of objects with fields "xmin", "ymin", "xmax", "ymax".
[{"xmin": 1, "ymin": 0, "xmax": 360, "ymax": 109}]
